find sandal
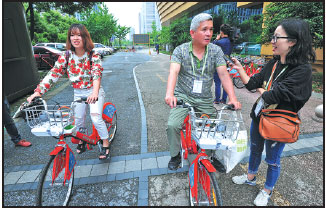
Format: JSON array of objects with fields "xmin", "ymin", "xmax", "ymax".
[
  {"xmin": 99, "ymin": 146, "xmax": 110, "ymax": 160},
  {"xmin": 76, "ymin": 142, "xmax": 86, "ymax": 154}
]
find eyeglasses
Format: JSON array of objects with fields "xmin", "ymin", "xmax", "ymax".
[{"xmin": 271, "ymin": 35, "xmax": 293, "ymax": 43}]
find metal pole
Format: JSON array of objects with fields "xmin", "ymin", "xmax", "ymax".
[{"xmin": 149, "ymin": 34, "xmax": 151, "ymax": 55}]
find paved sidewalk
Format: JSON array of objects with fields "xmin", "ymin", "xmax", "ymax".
[{"xmin": 4, "ymin": 132, "xmax": 323, "ymax": 206}]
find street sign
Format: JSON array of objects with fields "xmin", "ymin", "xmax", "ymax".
[{"xmin": 133, "ymin": 34, "xmax": 150, "ymax": 44}]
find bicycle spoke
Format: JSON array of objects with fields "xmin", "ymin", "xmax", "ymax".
[{"xmin": 37, "ymin": 155, "xmax": 74, "ymax": 206}]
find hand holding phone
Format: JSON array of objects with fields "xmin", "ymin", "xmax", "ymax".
[{"xmin": 223, "ymin": 55, "xmax": 234, "ymax": 65}]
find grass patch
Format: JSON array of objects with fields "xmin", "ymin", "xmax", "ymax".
[{"xmin": 312, "ymin": 72, "xmax": 323, "ymax": 94}]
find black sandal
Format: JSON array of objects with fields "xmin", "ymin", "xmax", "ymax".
[
  {"xmin": 76, "ymin": 142, "xmax": 86, "ymax": 154},
  {"xmin": 99, "ymin": 146, "xmax": 110, "ymax": 160}
]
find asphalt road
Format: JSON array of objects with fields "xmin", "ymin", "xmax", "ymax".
[{"xmin": 3, "ymin": 49, "xmax": 324, "ymax": 207}]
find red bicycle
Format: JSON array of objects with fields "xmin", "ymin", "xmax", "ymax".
[
  {"xmin": 177, "ymin": 100, "xmax": 244, "ymax": 206},
  {"xmin": 17, "ymin": 97, "xmax": 117, "ymax": 206},
  {"xmin": 229, "ymin": 67, "xmax": 245, "ymax": 89}
]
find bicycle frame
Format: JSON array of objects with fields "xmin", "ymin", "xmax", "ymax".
[
  {"xmin": 179, "ymin": 103, "xmax": 218, "ymax": 203},
  {"xmin": 72, "ymin": 124, "xmax": 101, "ymax": 145},
  {"xmin": 228, "ymin": 68, "xmax": 240, "ymax": 79}
]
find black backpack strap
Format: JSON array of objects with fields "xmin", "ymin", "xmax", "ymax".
[
  {"xmin": 89, "ymin": 50, "xmax": 94, "ymax": 68},
  {"xmin": 65, "ymin": 50, "xmax": 70, "ymax": 68}
]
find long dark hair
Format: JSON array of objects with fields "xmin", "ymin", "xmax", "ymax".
[
  {"xmin": 66, "ymin": 24, "xmax": 94, "ymax": 52},
  {"xmin": 275, "ymin": 18, "xmax": 316, "ymax": 65}
]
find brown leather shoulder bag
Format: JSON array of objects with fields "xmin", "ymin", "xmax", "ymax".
[{"xmin": 259, "ymin": 109, "xmax": 301, "ymax": 143}]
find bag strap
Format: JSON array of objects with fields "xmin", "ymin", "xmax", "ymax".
[
  {"xmin": 261, "ymin": 109, "xmax": 301, "ymax": 124},
  {"xmin": 89, "ymin": 50, "xmax": 94, "ymax": 67},
  {"xmin": 261, "ymin": 108, "xmax": 297, "ymax": 115},
  {"xmin": 65, "ymin": 50, "xmax": 70, "ymax": 68},
  {"xmin": 266, "ymin": 61, "xmax": 278, "ymax": 90}
]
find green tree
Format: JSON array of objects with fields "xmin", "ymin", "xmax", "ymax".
[
  {"xmin": 24, "ymin": 2, "xmax": 97, "ymax": 41},
  {"xmin": 151, "ymin": 21, "xmax": 160, "ymax": 45},
  {"xmin": 169, "ymin": 14, "xmax": 191, "ymax": 50},
  {"xmin": 262, "ymin": 2, "xmax": 324, "ymax": 47},
  {"xmin": 160, "ymin": 26, "xmax": 171, "ymax": 47},
  {"xmin": 23, "ymin": 4, "xmax": 79, "ymax": 45},
  {"xmin": 238, "ymin": 14, "xmax": 263, "ymax": 43},
  {"xmin": 81, "ymin": 3, "xmax": 117, "ymax": 45},
  {"xmin": 115, "ymin": 25, "xmax": 130, "ymax": 47}
]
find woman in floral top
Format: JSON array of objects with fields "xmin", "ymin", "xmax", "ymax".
[{"xmin": 27, "ymin": 24, "xmax": 110, "ymax": 160}]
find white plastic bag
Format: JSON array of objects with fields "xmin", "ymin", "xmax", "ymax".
[{"xmin": 215, "ymin": 130, "xmax": 249, "ymax": 173}]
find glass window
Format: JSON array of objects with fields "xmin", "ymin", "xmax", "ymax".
[
  {"xmin": 34, "ymin": 48, "xmax": 47, "ymax": 54},
  {"xmin": 57, "ymin": 44, "xmax": 64, "ymax": 50}
]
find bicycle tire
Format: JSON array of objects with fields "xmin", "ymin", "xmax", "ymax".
[
  {"xmin": 189, "ymin": 162, "xmax": 223, "ymax": 206},
  {"xmin": 105, "ymin": 112, "xmax": 117, "ymax": 143},
  {"xmin": 36, "ymin": 154, "xmax": 74, "ymax": 206},
  {"xmin": 233, "ymin": 77, "xmax": 245, "ymax": 89}
]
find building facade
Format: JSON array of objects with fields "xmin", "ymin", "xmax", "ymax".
[
  {"xmin": 129, "ymin": 27, "xmax": 135, "ymax": 41},
  {"xmin": 157, "ymin": 2, "xmax": 263, "ymax": 26},
  {"xmin": 139, "ymin": 2, "xmax": 162, "ymax": 34}
]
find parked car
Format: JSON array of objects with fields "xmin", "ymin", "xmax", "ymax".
[
  {"xmin": 246, "ymin": 44, "xmax": 261, "ymax": 56},
  {"xmin": 240, "ymin": 43, "xmax": 261, "ymax": 56},
  {"xmin": 33, "ymin": 46, "xmax": 63, "ymax": 70},
  {"xmin": 35, "ymin": 43, "xmax": 66, "ymax": 51},
  {"xmin": 104, "ymin": 45, "xmax": 114, "ymax": 54},
  {"xmin": 93, "ymin": 43, "xmax": 110, "ymax": 58}
]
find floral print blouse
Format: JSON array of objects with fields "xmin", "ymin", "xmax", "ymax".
[{"xmin": 35, "ymin": 50, "xmax": 103, "ymax": 95}]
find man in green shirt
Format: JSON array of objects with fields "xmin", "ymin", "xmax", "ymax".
[{"xmin": 165, "ymin": 13, "xmax": 241, "ymax": 170}]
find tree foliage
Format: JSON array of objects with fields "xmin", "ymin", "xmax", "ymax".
[
  {"xmin": 151, "ymin": 21, "xmax": 160, "ymax": 45},
  {"xmin": 81, "ymin": 3, "xmax": 117, "ymax": 45},
  {"xmin": 238, "ymin": 14, "xmax": 263, "ymax": 43},
  {"xmin": 115, "ymin": 25, "xmax": 130, "ymax": 47},
  {"xmin": 23, "ymin": 3, "xmax": 79, "ymax": 44},
  {"xmin": 24, "ymin": 2, "xmax": 97, "ymax": 41},
  {"xmin": 169, "ymin": 14, "xmax": 192, "ymax": 50},
  {"xmin": 159, "ymin": 26, "xmax": 171, "ymax": 47},
  {"xmin": 261, "ymin": 2, "xmax": 324, "ymax": 47}
]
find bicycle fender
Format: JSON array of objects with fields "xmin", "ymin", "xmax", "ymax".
[
  {"xmin": 49, "ymin": 146, "xmax": 64, "ymax": 156},
  {"xmin": 49, "ymin": 141, "xmax": 65, "ymax": 156},
  {"xmin": 200, "ymin": 159, "xmax": 216, "ymax": 173}
]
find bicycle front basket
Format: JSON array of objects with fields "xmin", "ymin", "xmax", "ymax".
[{"xmin": 24, "ymin": 105, "xmax": 74, "ymax": 137}]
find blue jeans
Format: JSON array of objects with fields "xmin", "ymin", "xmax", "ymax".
[
  {"xmin": 214, "ymin": 71, "xmax": 227, "ymax": 102},
  {"xmin": 248, "ymin": 120, "xmax": 285, "ymax": 191},
  {"xmin": 4, "ymin": 96, "xmax": 22, "ymax": 144}
]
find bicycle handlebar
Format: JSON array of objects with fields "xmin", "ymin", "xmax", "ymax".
[
  {"xmin": 176, "ymin": 99, "xmax": 235, "ymax": 111},
  {"xmin": 74, "ymin": 97, "xmax": 98, "ymax": 104}
]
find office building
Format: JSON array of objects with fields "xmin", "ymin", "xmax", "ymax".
[{"xmin": 139, "ymin": 2, "xmax": 162, "ymax": 34}]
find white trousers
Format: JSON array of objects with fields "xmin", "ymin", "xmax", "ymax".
[{"xmin": 73, "ymin": 87, "xmax": 109, "ymax": 139}]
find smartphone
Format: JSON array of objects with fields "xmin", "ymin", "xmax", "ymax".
[{"xmin": 223, "ymin": 55, "xmax": 234, "ymax": 65}]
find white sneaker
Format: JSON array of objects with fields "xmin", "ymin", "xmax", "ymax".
[
  {"xmin": 232, "ymin": 174, "xmax": 256, "ymax": 186},
  {"xmin": 254, "ymin": 189, "xmax": 271, "ymax": 206}
]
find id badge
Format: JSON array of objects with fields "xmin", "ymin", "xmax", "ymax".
[
  {"xmin": 192, "ymin": 80, "xmax": 203, "ymax": 94},
  {"xmin": 255, "ymin": 97, "xmax": 264, "ymax": 117}
]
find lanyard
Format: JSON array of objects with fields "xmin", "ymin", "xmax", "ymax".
[
  {"xmin": 190, "ymin": 47, "xmax": 208, "ymax": 76},
  {"xmin": 266, "ymin": 61, "xmax": 288, "ymax": 91}
]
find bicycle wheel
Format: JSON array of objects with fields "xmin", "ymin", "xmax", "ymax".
[
  {"xmin": 233, "ymin": 77, "xmax": 245, "ymax": 89},
  {"xmin": 105, "ymin": 112, "xmax": 117, "ymax": 143},
  {"xmin": 36, "ymin": 154, "xmax": 74, "ymax": 206},
  {"xmin": 189, "ymin": 162, "xmax": 222, "ymax": 206}
]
